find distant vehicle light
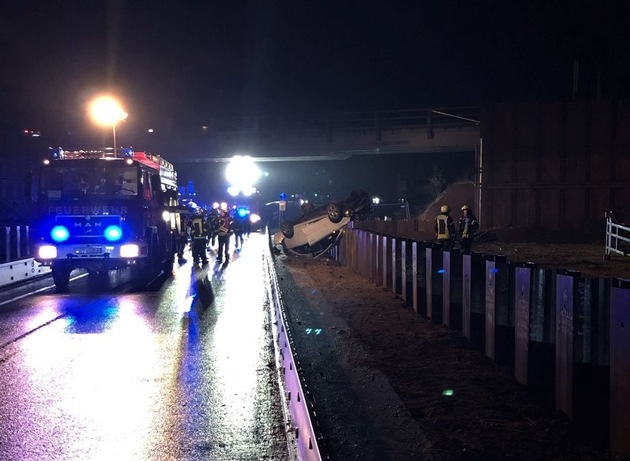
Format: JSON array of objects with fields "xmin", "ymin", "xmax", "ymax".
[
  {"xmin": 104, "ymin": 225, "xmax": 123, "ymax": 241},
  {"xmin": 250, "ymin": 213, "xmax": 261, "ymax": 224},
  {"xmin": 51, "ymin": 225, "xmax": 70, "ymax": 242},
  {"xmin": 23, "ymin": 129, "xmax": 41, "ymax": 137},
  {"xmin": 120, "ymin": 244, "xmax": 140, "ymax": 258},
  {"xmin": 162, "ymin": 211, "xmax": 171, "ymax": 222},
  {"xmin": 38, "ymin": 245, "xmax": 57, "ymax": 259}
]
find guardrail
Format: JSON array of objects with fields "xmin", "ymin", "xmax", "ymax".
[
  {"xmin": 264, "ymin": 242, "xmax": 324, "ymax": 461},
  {"xmin": 336, "ymin": 229, "xmax": 630, "ymax": 456},
  {"xmin": 0, "ymin": 225, "xmax": 51, "ymax": 288},
  {"xmin": 604, "ymin": 211, "xmax": 630, "ymax": 259}
]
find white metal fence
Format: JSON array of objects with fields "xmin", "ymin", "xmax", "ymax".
[{"xmin": 604, "ymin": 211, "xmax": 630, "ymax": 260}]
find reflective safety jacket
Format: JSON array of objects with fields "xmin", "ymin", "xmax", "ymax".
[
  {"xmin": 216, "ymin": 214, "xmax": 232, "ymax": 237},
  {"xmin": 459, "ymin": 214, "xmax": 479, "ymax": 239},
  {"xmin": 190, "ymin": 215, "xmax": 208, "ymax": 240},
  {"xmin": 435, "ymin": 213, "xmax": 456, "ymax": 240}
]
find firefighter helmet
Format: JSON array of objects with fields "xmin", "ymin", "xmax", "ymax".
[
  {"xmin": 440, "ymin": 205, "xmax": 450, "ymax": 213},
  {"xmin": 461, "ymin": 204, "xmax": 470, "ymax": 211}
]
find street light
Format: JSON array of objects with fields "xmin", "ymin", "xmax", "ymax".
[{"xmin": 89, "ymin": 96, "xmax": 128, "ymax": 155}]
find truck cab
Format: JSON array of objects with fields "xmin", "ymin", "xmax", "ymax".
[{"xmin": 33, "ymin": 147, "xmax": 182, "ymax": 291}]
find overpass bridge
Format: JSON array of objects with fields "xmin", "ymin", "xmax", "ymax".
[{"xmin": 140, "ymin": 106, "xmax": 481, "ymax": 163}]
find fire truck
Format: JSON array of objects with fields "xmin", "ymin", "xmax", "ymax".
[{"xmin": 33, "ymin": 147, "xmax": 184, "ymax": 291}]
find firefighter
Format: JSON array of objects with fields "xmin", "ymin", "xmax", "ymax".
[
  {"xmin": 216, "ymin": 206, "xmax": 232, "ymax": 263},
  {"xmin": 435, "ymin": 204, "xmax": 457, "ymax": 251},
  {"xmin": 206, "ymin": 208, "xmax": 220, "ymax": 248},
  {"xmin": 231, "ymin": 213, "xmax": 245, "ymax": 251},
  {"xmin": 189, "ymin": 207, "xmax": 209, "ymax": 265},
  {"xmin": 176, "ymin": 215, "xmax": 188, "ymax": 264},
  {"xmin": 458, "ymin": 204, "xmax": 479, "ymax": 254}
]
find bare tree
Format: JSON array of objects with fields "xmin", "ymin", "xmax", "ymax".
[{"xmin": 423, "ymin": 166, "xmax": 446, "ymax": 201}]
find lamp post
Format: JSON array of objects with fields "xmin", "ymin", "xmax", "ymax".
[{"xmin": 89, "ymin": 96, "xmax": 128, "ymax": 155}]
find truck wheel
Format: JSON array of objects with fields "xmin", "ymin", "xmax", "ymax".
[{"xmin": 52, "ymin": 266, "xmax": 71, "ymax": 292}]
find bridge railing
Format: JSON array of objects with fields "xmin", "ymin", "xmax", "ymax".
[
  {"xmin": 604, "ymin": 211, "xmax": 630, "ymax": 259},
  {"xmin": 198, "ymin": 106, "xmax": 481, "ymax": 139},
  {"xmin": 1, "ymin": 225, "xmax": 32, "ymax": 262},
  {"xmin": 0, "ymin": 224, "xmax": 51, "ymax": 288}
]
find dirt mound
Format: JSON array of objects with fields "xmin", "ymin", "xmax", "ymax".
[{"xmin": 416, "ymin": 181, "xmax": 475, "ymax": 234}]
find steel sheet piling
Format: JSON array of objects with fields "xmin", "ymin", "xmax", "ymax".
[
  {"xmin": 442, "ymin": 249, "xmax": 463, "ymax": 331},
  {"xmin": 514, "ymin": 263, "xmax": 535, "ymax": 386},
  {"xmin": 463, "ymin": 253, "xmax": 472, "ymax": 340},
  {"xmin": 610, "ymin": 278, "xmax": 630, "ymax": 456},
  {"xmin": 426, "ymin": 243, "xmax": 443, "ymax": 322},
  {"xmin": 555, "ymin": 271, "xmax": 579, "ymax": 419},
  {"xmin": 384, "ymin": 235, "xmax": 393, "ymax": 291},
  {"xmin": 414, "ymin": 241, "xmax": 428, "ymax": 317},
  {"xmin": 527, "ymin": 267, "xmax": 557, "ymax": 398},
  {"xmin": 391, "ymin": 237, "xmax": 400, "ymax": 295},
  {"xmin": 484, "ymin": 255, "xmax": 511, "ymax": 365},
  {"xmin": 335, "ymin": 228, "xmax": 629, "ymax": 454},
  {"xmin": 375, "ymin": 234, "xmax": 383, "ymax": 287},
  {"xmin": 401, "ymin": 239, "xmax": 412, "ymax": 305}
]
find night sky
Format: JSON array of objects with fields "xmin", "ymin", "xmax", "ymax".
[{"xmin": 2, "ymin": 1, "xmax": 629, "ymax": 205}]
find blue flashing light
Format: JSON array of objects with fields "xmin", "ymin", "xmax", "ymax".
[
  {"xmin": 236, "ymin": 207, "xmax": 249, "ymax": 218},
  {"xmin": 279, "ymin": 192, "xmax": 287, "ymax": 200},
  {"xmin": 437, "ymin": 268, "xmax": 446, "ymax": 274},
  {"xmin": 49, "ymin": 147, "xmax": 64, "ymax": 160},
  {"xmin": 121, "ymin": 147, "xmax": 134, "ymax": 158},
  {"xmin": 104, "ymin": 225, "xmax": 123, "ymax": 241},
  {"xmin": 51, "ymin": 225, "xmax": 70, "ymax": 242}
]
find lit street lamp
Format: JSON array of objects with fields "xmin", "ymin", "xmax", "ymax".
[{"xmin": 89, "ymin": 96, "xmax": 128, "ymax": 155}]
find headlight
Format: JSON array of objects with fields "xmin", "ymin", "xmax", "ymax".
[
  {"xmin": 38, "ymin": 245, "xmax": 58, "ymax": 259},
  {"xmin": 51, "ymin": 225, "xmax": 70, "ymax": 242},
  {"xmin": 120, "ymin": 244, "xmax": 140, "ymax": 258},
  {"xmin": 162, "ymin": 211, "xmax": 171, "ymax": 222}
]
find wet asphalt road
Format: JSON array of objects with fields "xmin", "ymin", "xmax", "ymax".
[{"xmin": 0, "ymin": 233, "xmax": 290, "ymax": 460}]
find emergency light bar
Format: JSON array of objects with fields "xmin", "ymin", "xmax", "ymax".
[{"xmin": 47, "ymin": 148, "xmax": 176, "ymax": 175}]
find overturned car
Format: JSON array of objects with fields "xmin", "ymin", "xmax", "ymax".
[{"xmin": 273, "ymin": 189, "xmax": 370, "ymax": 258}]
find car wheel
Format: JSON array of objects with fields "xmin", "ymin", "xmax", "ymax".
[
  {"xmin": 327, "ymin": 202, "xmax": 343, "ymax": 223},
  {"xmin": 280, "ymin": 220, "xmax": 294, "ymax": 238}
]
